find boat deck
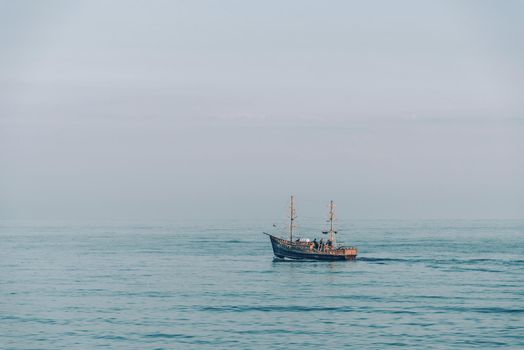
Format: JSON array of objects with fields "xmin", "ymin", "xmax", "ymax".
[{"xmin": 266, "ymin": 233, "xmax": 357, "ymax": 260}]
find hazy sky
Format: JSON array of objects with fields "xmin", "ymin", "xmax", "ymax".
[{"xmin": 1, "ymin": 0, "xmax": 523, "ymax": 221}]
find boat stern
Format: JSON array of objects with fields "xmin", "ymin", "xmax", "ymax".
[{"xmin": 340, "ymin": 247, "xmax": 358, "ymax": 260}]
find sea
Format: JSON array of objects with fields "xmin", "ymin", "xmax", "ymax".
[{"xmin": 1, "ymin": 219, "xmax": 523, "ymax": 349}]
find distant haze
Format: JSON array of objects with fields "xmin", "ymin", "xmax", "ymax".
[{"xmin": 1, "ymin": 0, "xmax": 523, "ymax": 221}]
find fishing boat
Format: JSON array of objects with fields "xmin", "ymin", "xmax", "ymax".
[{"xmin": 264, "ymin": 196, "xmax": 358, "ymax": 260}]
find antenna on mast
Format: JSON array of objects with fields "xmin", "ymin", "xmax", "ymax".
[{"xmin": 289, "ymin": 195, "xmax": 296, "ymax": 241}]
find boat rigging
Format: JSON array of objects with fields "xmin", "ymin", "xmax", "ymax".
[{"xmin": 264, "ymin": 196, "xmax": 358, "ymax": 261}]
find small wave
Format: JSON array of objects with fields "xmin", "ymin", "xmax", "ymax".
[
  {"xmin": 0, "ymin": 315, "xmax": 66, "ymax": 325},
  {"xmin": 223, "ymin": 239, "xmax": 243, "ymax": 243},
  {"xmin": 145, "ymin": 333, "xmax": 194, "ymax": 339},
  {"xmin": 359, "ymin": 257, "xmax": 524, "ymax": 266},
  {"xmin": 232, "ymin": 329, "xmax": 316, "ymax": 335},
  {"xmin": 199, "ymin": 305, "xmax": 344, "ymax": 312},
  {"xmin": 197, "ymin": 305, "xmax": 419, "ymax": 314},
  {"xmin": 95, "ymin": 335, "xmax": 127, "ymax": 340},
  {"xmin": 444, "ymin": 267, "xmax": 503, "ymax": 273},
  {"xmin": 451, "ymin": 307, "xmax": 524, "ymax": 314},
  {"xmin": 359, "ymin": 257, "xmax": 411, "ymax": 263}
]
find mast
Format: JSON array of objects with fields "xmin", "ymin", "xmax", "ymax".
[
  {"xmin": 289, "ymin": 195, "xmax": 296, "ymax": 241},
  {"xmin": 328, "ymin": 200, "xmax": 336, "ymax": 244}
]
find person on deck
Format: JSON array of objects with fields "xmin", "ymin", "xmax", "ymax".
[
  {"xmin": 319, "ymin": 238, "xmax": 324, "ymax": 251},
  {"xmin": 313, "ymin": 238, "xmax": 318, "ymax": 250}
]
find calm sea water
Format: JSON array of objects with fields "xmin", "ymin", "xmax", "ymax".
[{"xmin": 1, "ymin": 220, "xmax": 523, "ymax": 349}]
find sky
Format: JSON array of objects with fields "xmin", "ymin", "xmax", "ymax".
[{"xmin": 1, "ymin": 0, "xmax": 523, "ymax": 221}]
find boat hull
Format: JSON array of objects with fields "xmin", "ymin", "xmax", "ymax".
[{"xmin": 266, "ymin": 234, "xmax": 357, "ymax": 261}]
